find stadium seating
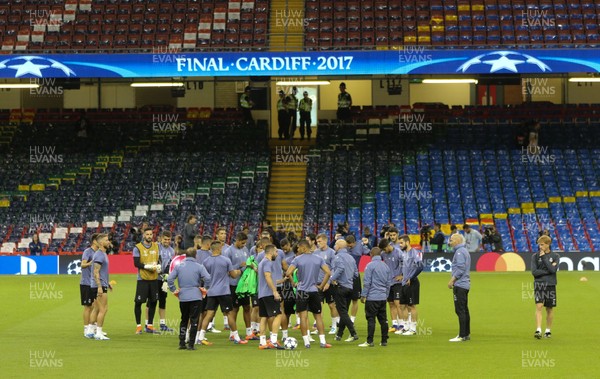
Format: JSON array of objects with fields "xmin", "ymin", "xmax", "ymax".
[
  {"xmin": 0, "ymin": 0, "xmax": 269, "ymax": 52},
  {"xmin": 304, "ymin": 0, "xmax": 600, "ymax": 49},
  {"xmin": 304, "ymin": 103, "xmax": 600, "ymax": 252},
  {"xmin": 2, "ymin": 1, "xmax": 600, "ymax": 51},
  {"xmin": 0, "ymin": 108, "xmax": 269, "ymax": 255}
]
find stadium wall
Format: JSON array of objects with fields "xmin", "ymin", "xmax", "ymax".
[{"xmin": 1, "ymin": 253, "xmax": 598, "ymax": 276}]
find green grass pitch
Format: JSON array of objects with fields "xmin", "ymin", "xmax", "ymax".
[{"xmin": 2, "ymin": 272, "xmax": 599, "ymax": 379}]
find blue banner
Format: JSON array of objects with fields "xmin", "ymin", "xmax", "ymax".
[
  {"xmin": 0, "ymin": 256, "xmax": 58, "ymax": 275},
  {"xmin": 1, "ymin": 49, "xmax": 600, "ymax": 79}
]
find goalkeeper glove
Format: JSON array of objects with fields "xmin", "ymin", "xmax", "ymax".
[
  {"xmin": 144, "ymin": 264, "xmax": 155, "ymax": 271},
  {"xmin": 161, "ymin": 281, "xmax": 169, "ymax": 293},
  {"xmin": 155, "ymin": 264, "xmax": 162, "ymax": 274}
]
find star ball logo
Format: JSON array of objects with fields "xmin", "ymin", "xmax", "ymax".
[
  {"xmin": 457, "ymin": 51, "xmax": 551, "ymax": 74},
  {"xmin": 0, "ymin": 56, "xmax": 76, "ymax": 78}
]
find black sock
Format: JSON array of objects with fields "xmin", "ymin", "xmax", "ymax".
[
  {"xmin": 134, "ymin": 302, "xmax": 142, "ymax": 325},
  {"xmin": 147, "ymin": 302, "xmax": 157, "ymax": 325}
]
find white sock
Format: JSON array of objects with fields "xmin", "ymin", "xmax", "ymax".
[
  {"xmin": 185, "ymin": 328, "xmax": 190, "ymax": 342},
  {"xmin": 270, "ymin": 332, "xmax": 278, "ymax": 344},
  {"xmin": 350, "ymin": 316, "xmax": 356, "ymax": 323},
  {"xmin": 295, "ymin": 314, "xmax": 300, "ymax": 325},
  {"xmin": 536, "ymin": 328, "xmax": 542, "ymax": 332},
  {"xmin": 96, "ymin": 326, "xmax": 103, "ymax": 336},
  {"xmin": 208, "ymin": 321, "xmax": 214, "ymax": 329},
  {"xmin": 333, "ymin": 317, "xmax": 340, "ymax": 327},
  {"xmin": 319, "ymin": 334, "xmax": 326, "ymax": 344},
  {"xmin": 224, "ymin": 316, "xmax": 229, "ymax": 326},
  {"xmin": 398, "ymin": 319, "xmax": 404, "ymax": 328},
  {"xmin": 392, "ymin": 320, "xmax": 398, "ymax": 326},
  {"xmin": 233, "ymin": 330, "xmax": 240, "ymax": 342},
  {"xmin": 252, "ymin": 322, "xmax": 259, "ymax": 331},
  {"xmin": 145, "ymin": 319, "xmax": 148, "ymax": 326},
  {"xmin": 407, "ymin": 313, "xmax": 412, "ymax": 323},
  {"xmin": 246, "ymin": 327, "xmax": 252, "ymax": 336},
  {"xmin": 303, "ymin": 335, "xmax": 310, "ymax": 346},
  {"xmin": 282, "ymin": 329, "xmax": 288, "ymax": 339},
  {"xmin": 160, "ymin": 319, "xmax": 165, "ymax": 325},
  {"xmin": 229, "ymin": 330, "xmax": 234, "ymax": 338},
  {"xmin": 198, "ymin": 330, "xmax": 206, "ymax": 341},
  {"xmin": 545, "ymin": 328, "xmax": 551, "ymax": 333},
  {"xmin": 411, "ymin": 321, "xmax": 417, "ymax": 332},
  {"xmin": 84, "ymin": 325, "xmax": 88, "ymax": 334},
  {"xmin": 260, "ymin": 335, "xmax": 267, "ymax": 345}
]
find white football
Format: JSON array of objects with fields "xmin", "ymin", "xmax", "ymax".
[{"xmin": 284, "ymin": 337, "xmax": 298, "ymax": 350}]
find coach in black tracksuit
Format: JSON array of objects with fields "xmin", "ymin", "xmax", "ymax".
[{"xmin": 531, "ymin": 235, "xmax": 559, "ymax": 339}]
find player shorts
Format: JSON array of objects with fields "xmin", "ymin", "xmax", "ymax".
[
  {"xmin": 281, "ymin": 283, "xmax": 296, "ymax": 315},
  {"xmin": 230, "ymin": 285, "xmax": 250, "ymax": 308},
  {"xmin": 80, "ymin": 284, "xmax": 94, "ymax": 306},
  {"xmin": 318, "ymin": 287, "xmax": 335, "ymax": 304},
  {"xmin": 157, "ymin": 279, "xmax": 168, "ymax": 308},
  {"xmin": 258, "ymin": 296, "xmax": 282, "ymax": 318},
  {"xmin": 205, "ymin": 295, "xmax": 234, "ymax": 312},
  {"xmin": 90, "ymin": 286, "xmax": 108, "ymax": 300},
  {"xmin": 296, "ymin": 291, "xmax": 321, "ymax": 314},
  {"xmin": 351, "ymin": 275, "xmax": 362, "ymax": 300},
  {"xmin": 400, "ymin": 278, "xmax": 420, "ymax": 305},
  {"xmin": 250, "ymin": 294, "xmax": 258, "ymax": 307},
  {"xmin": 534, "ymin": 283, "xmax": 557, "ymax": 308},
  {"xmin": 135, "ymin": 280, "xmax": 159, "ymax": 303},
  {"xmin": 387, "ymin": 283, "xmax": 402, "ymax": 302}
]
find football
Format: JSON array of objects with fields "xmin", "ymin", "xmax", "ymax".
[
  {"xmin": 284, "ymin": 337, "xmax": 298, "ymax": 350},
  {"xmin": 67, "ymin": 259, "xmax": 82, "ymax": 275},
  {"xmin": 430, "ymin": 257, "xmax": 452, "ymax": 272}
]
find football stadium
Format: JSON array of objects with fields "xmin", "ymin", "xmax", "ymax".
[{"xmin": 1, "ymin": 0, "xmax": 600, "ymax": 378}]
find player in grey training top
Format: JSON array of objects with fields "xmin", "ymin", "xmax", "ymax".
[
  {"xmin": 91, "ymin": 234, "xmax": 111, "ymax": 340},
  {"xmin": 197, "ymin": 241, "xmax": 245, "ymax": 345},
  {"xmin": 531, "ymin": 235, "xmax": 559, "ymax": 339},
  {"xmin": 328, "ymin": 239, "xmax": 359, "ymax": 342},
  {"xmin": 314, "ymin": 234, "xmax": 339, "ymax": 335},
  {"xmin": 286, "ymin": 240, "xmax": 332, "ymax": 349},
  {"xmin": 448, "ymin": 234, "xmax": 471, "ymax": 342},
  {"xmin": 168, "ymin": 247, "xmax": 211, "ymax": 350},
  {"xmin": 224, "ymin": 232, "xmax": 254, "ymax": 341},
  {"xmin": 360, "ymin": 247, "xmax": 392, "ymax": 347},
  {"xmin": 82, "ymin": 233, "xmax": 99, "ymax": 338},
  {"xmin": 257, "ymin": 245, "xmax": 285, "ymax": 350}
]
